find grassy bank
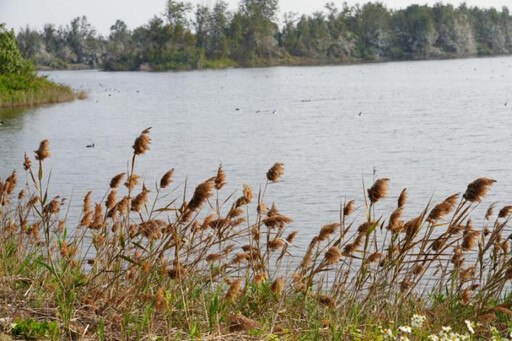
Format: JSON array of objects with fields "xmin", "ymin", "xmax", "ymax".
[
  {"xmin": 1, "ymin": 129, "xmax": 512, "ymax": 340},
  {"xmin": 0, "ymin": 73, "xmax": 75, "ymax": 109}
]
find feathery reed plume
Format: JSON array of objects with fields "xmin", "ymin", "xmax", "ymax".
[
  {"xmin": 343, "ymin": 200, "xmax": 355, "ymax": 216},
  {"xmin": 227, "ymin": 207, "xmax": 244, "ymax": 219},
  {"xmin": 325, "ymin": 246, "xmax": 342, "ymax": 264},
  {"xmin": 187, "ymin": 180, "xmax": 215, "ymax": 213},
  {"xmin": 286, "ymin": 231, "xmax": 298, "ymax": 244},
  {"xmin": 206, "ymin": 253, "xmax": 223, "ymax": 263},
  {"xmin": 387, "ymin": 207, "xmax": 404, "ymax": 232},
  {"xmin": 34, "ymin": 139, "xmax": 50, "ymax": 161},
  {"xmin": 131, "ymin": 189, "xmax": 150, "ymax": 213},
  {"xmin": 18, "ymin": 189, "xmax": 25, "ymax": 201},
  {"xmin": 366, "ymin": 252, "xmax": 383, "ymax": 264},
  {"xmin": 132, "ymin": 127, "xmax": 151, "ymax": 155},
  {"xmin": 23, "ymin": 153, "xmax": 31, "ymax": 170},
  {"xmin": 262, "ymin": 214, "xmax": 293, "ymax": 229},
  {"xmin": 267, "ymin": 162, "xmax": 284, "ymax": 182},
  {"xmin": 463, "ymin": 178, "xmax": 496, "ymax": 202},
  {"xmin": 215, "ymin": 165, "xmax": 226, "ymax": 190},
  {"xmin": 404, "ymin": 216, "xmax": 422, "ymax": 238},
  {"xmin": 80, "ymin": 212, "xmax": 92, "ymax": 227},
  {"xmin": 229, "ymin": 315, "xmax": 261, "ymax": 332},
  {"xmin": 254, "ymin": 273, "xmax": 266, "ymax": 286},
  {"xmin": 235, "ymin": 184, "xmax": 253, "ymax": 207},
  {"xmin": 367, "ymin": 178, "xmax": 390, "ymax": 204},
  {"xmin": 125, "ymin": 174, "xmax": 141, "ymax": 191},
  {"xmin": 226, "ymin": 278, "xmax": 242, "ymax": 301},
  {"xmin": 106, "ymin": 190, "xmax": 117, "ymax": 210},
  {"xmin": 140, "ymin": 220, "xmax": 165, "ymax": 240},
  {"xmin": 318, "ymin": 223, "xmax": 341, "ymax": 241},
  {"xmin": 43, "ymin": 197, "xmax": 60, "ymax": 215},
  {"xmin": 268, "ymin": 238, "xmax": 285, "ymax": 251},
  {"xmin": 167, "ymin": 265, "xmax": 187, "ymax": 280},
  {"xmin": 498, "ymin": 205, "xmax": 512, "ymax": 219},
  {"xmin": 398, "ymin": 188, "xmax": 407, "ymax": 208},
  {"xmin": 270, "ymin": 277, "xmax": 285, "ymax": 297},
  {"xmin": 427, "ymin": 193, "xmax": 459, "ymax": 223},
  {"xmin": 485, "ymin": 203, "xmax": 495, "ymax": 220},
  {"xmin": 319, "ymin": 295, "xmax": 335, "ymax": 307},
  {"xmin": 257, "ymin": 202, "xmax": 267, "ymax": 214},
  {"xmin": 154, "ymin": 288, "xmax": 167, "ymax": 311},
  {"xmin": 460, "ymin": 267, "xmax": 476, "ymax": 282},
  {"xmin": 110, "ymin": 173, "xmax": 125, "ymax": 189},
  {"xmin": 451, "ymin": 246, "xmax": 464, "ymax": 267},
  {"xmin": 231, "ymin": 253, "xmax": 249, "ymax": 264},
  {"xmin": 400, "ymin": 280, "xmax": 412, "ymax": 292},
  {"xmin": 412, "ymin": 264, "xmax": 425, "ymax": 276},
  {"xmin": 117, "ymin": 196, "xmax": 130, "ymax": 215},
  {"xmin": 160, "ymin": 169, "xmax": 174, "ymax": 188},
  {"xmin": 90, "ymin": 203, "xmax": 105, "ymax": 229},
  {"xmin": 267, "ymin": 203, "xmax": 278, "ymax": 217},
  {"xmin": 462, "ymin": 220, "xmax": 479, "ymax": 251},
  {"xmin": 357, "ymin": 221, "xmax": 375, "ymax": 234},
  {"xmin": 5, "ymin": 171, "xmax": 17, "ymax": 195},
  {"xmin": 461, "ymin": 287, "xmax": 472, "ymax": 305}
]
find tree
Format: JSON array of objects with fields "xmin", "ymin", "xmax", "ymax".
[
  {"xmin": 0, "ymin": 23, "xmax": 33, "ymax": 75},
  {"xmin": 166, "ymin": 0, "xmax": 192, "ymax": 27}
]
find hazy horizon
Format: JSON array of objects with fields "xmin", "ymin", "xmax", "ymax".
[{"xmin": 1, "ymin": 0, "xmax": 511, "ymax": 35}]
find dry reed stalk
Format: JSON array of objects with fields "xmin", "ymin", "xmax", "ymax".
[
  {"xmin": 125, "ymin": 174, "xmax": 141, "ymax": 191},
  {"xmin": 84, "ymin": 191, "xmax": 92, "ymax": 212},
  {"xmin": 325, "ymin": 246, "xmax": 342, "ymax": 264},
  {"xmin": 226, "ymin": 278, "xmax": 242, "ymax": 300},
  {"xmin": 463, "ymin": 178, "xmax": 496, "ymax": 202},
  {"xmin": 215, "ymin": 165, "xmax": 226, "ymax": 190},
  {"xmin": 34, "ymin": 139, "xmax": 50, "ymax": 160},
  {"xmin": 160, "ymin": 169, "xmax": 174, "ymax": 188},
  {"xmin": 319, "ymin": 223, "xmax": 341, "ymax": 241},
  {"xmin": 267, "ymin": 162, "xmax": 284, "ymax": 182},
  {"xmin": 131, "ymin": 189, "xmax": 150, "ymax": 213},
  {"xmin": 343, "ymin": 200, "xmax": 355, "ymax": 216},
  {"xmin": 132, "ymin": 127, "xmax": 151, "ymax": 155},
  {"xmin": 498, "ymin": 205, "xmax": 512, "ymax": 219},
  {"xmin": 270, "ymin": 277, "xmax": 285, "ymax": 297},
  {"xmin": 106, "ymin": 190, "xmax": 117, "ymax": 210},
  {"xmin": 110, "ymin": 173, "xmax": 125, "ymax": 189},
  {"xmin": 23, "ymin": 153, "xmax": 32, "ymax": 170},
  {"xmin": 367, "ymin": 178, "xmax": 390, "ymax": 203},
  {"xmin": 427, "ymin": 194, "xmax": 459, "ymax": 223},
  {"xmin": 398, "ymin": 188, "xmax": 407, "ymax": 208},
  {"xmin": 229, "ymin": 315, "xmax": 261, "ymax": 332},
  {"xmin": 187, "ymin": 180, "xmax": 214, "ymax": 213},
  {"xmin": 387, "ymin": 207, "xmax": 404, "ymax": 232}
]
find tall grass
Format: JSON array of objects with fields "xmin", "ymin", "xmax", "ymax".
[
  {"xmin": 0, "ymin": 73, "xmax": 75, "ymax": 108},
  {"xmin": 1, "ymin": 128, "xmax": 512, "ymax": 340}
]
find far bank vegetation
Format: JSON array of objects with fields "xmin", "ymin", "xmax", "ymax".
[{"xmin": 13, "ymin": 1, "xmax": 512, "ymax": 71}]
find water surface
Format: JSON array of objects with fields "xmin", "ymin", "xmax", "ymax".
[{"xmin": 1, "ymin": 57, "xmax": 512, "ymax": 247}]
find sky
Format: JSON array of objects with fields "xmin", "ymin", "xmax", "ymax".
[{"xmin": 1, "ymin": 0, "xmax": 511, "ymax": 35}]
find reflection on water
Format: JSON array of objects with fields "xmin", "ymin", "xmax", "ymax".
[{"xmin": 1, "ymin": 58, "xmax": 512, "ymax": 248}]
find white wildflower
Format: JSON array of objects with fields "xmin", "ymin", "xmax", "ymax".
[
  {"xmin": 399, "ymin": 325, "xmax": 412, "ymax": 334},
  {"xmin": 427, "ymin": 335, "xmax": 440, "ymax": 341},
  {"xmin": 411, "ymin": 314, "xmax": 427, "ymax": 329},
  {"xmin": 464, "ymin": 320, "xmax": 475, "ymax": 334}
]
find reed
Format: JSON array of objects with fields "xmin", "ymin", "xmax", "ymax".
[{"xmin": 1, "ymin": 129, "xmax": 512, "ymax": 340}]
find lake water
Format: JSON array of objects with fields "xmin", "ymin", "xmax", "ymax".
[{"xmin": 1, "ymin": 57, "xmax": 512, "ymax": 248}]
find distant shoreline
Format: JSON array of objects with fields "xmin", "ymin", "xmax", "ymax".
[{"xmin": 37, "ymin": 52, "xmax": 512, "ymax": 73}]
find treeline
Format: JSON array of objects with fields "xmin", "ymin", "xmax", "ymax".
[
  {"xmin": 0, "ymin": 24, "xmax": 74, "ymax": 108},
  {"xmin": 14, "ymin": 1, "xmax": 512, "ymax": 71}
]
